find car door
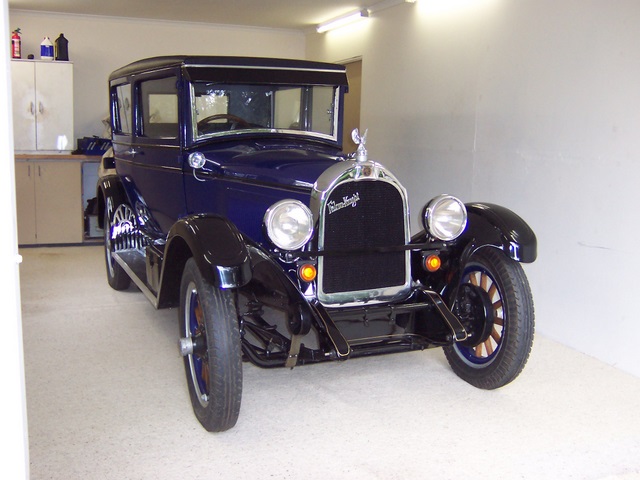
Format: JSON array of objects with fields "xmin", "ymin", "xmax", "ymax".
[{"xmin": 114, "ymin": 72, "xmax": 186, "ymax": 238}]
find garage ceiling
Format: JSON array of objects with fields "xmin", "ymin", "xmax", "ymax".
[{"xmin": 8, "ymin": 0, "xmax": 392, "ymax": 30}]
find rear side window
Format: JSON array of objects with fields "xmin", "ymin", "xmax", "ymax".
[
  {"xmin": 112, "ymin": 83, "xmax": 132, "ymax": 135},
  {"xmin": 139, "ymin": 76, "xmax": 179, "ymax": 139}
]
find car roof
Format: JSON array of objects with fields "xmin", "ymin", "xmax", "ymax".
[{"xmin": 109, "ymin": 55, "xmax": 348, "ymax": 83}]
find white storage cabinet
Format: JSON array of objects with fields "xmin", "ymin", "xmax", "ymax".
[{"xmin": 11, "ymin": 60, "xmax": 74, "ymax": 152}]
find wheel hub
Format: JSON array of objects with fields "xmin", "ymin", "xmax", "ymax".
[
  {"xmin": 179, "ymin": 334, "xmax": 207, "ymax": 356},
  {"xmin": 455, "ymin": 283, "xmax": 495, "ymax": 348}
]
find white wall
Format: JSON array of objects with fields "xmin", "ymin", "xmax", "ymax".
[
  {"xmin": 9, "ymin": 10, "xmax": 305, "ymax": 143},
  {"xmin": 307, "ymin": 0, "xmax": 640, "ymax": 377}
]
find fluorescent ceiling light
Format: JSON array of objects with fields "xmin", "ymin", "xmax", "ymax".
[
  {"xmin": 316, "ymin": 9, "xmax": 370, "ymax": 33},
  {"xmin": 370, "ymin": 0, "xmax": 417, "ymax": 11}
]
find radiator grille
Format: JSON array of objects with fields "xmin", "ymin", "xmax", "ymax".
[{"xmin": 320, "ymin": 180, "xmax": 407, "ymax": 295}]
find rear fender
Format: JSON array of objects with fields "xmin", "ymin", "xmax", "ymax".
[{"xmin": 97, "ymin": 175, "xmax": 128, "ymax": 228}]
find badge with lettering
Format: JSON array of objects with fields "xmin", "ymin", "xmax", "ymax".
[{"xmin": 327, "ymin": 192, "xmax": 360, "ymax": 214}]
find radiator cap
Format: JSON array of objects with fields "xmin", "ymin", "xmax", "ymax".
[{"xmin": 351, "ymin": 128, "xmax": 368, "ymax": 162}]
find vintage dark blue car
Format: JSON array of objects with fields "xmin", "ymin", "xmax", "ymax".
[{"xmin": 97, "ymin": 56, "xmax": 536, "ymax": 432}]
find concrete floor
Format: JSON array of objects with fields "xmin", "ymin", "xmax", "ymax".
[{"xmin": 19, "ymin": 246, "xmax": 640, "ymax": 479}]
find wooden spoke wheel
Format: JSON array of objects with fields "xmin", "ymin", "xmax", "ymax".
[{"xmin": 444, "ymin": 248, "xmax": 534, "ymax": 389}]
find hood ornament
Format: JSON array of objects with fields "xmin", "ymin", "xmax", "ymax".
[{"xmin": 351, "ymin": 128, "xmax": 368, "ymax": 162}]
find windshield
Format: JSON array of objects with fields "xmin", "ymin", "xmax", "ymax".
[{"xmin": 191, "ymin": 83, "xmax": 339, "ymax": 142}]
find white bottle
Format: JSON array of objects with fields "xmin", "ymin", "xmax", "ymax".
[{"xmin": 40, "ymin": 37, "xmax": 54, "ymax": 61}]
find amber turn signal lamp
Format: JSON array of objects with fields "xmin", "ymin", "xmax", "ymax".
[
  {"xmin": 424, "ymin": 254, "xmax": 441, "ymax": 272},
  {"xmin": 298, "ymin": 264, "xmax": 317, "ymax": 282}
]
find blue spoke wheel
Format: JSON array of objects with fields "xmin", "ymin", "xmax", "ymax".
[{"xmin": 179, "ymin": 258, "xmax": 242, "ymax": 432}]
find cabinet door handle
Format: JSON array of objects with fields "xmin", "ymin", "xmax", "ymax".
[
  {"xmin": 38, "ymin": 102, "xmax": 44, "ymax": 114},
  {"xmin": 29, "ymin": 102, "xmax": 35, "ymax": 115}
]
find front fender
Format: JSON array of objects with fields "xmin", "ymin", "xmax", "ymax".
[
  {"xmin": 164, "ymin": 214, "xmax": 252, "ymax": 291},
  {"xmin": 427, "ymin": 203, "xmax": 537, "ymax": 308},
  {"xmin": 243, "ymin": 245, "xmax": 314, "ymax": 336},
  {"xmin": 463, "ymin": 203, "xmax": 537, "ymax": 263}
]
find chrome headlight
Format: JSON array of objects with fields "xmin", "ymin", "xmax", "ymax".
[
  {"xmin": 423, "ymin": 194, "xmax": 467, "ymax": 241},
  {"xmin": 264, "ymin": 199, "xmax": 314, "ymax": 251}
]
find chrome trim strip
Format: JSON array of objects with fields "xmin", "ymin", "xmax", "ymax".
[
  {"xmin": 114, "ymin": 158, "xmax": 182, "ymax": 173},
  {"xmin": 195, "ymin": 127, "xmax": 337, "ymax": 143}
]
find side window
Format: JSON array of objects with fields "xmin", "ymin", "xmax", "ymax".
[
  {"xmin": 112, "ymin": 83, "xmax": 132, "ymax": 135},
  {"xmin": 310, "ymin": 86, "xmax": 335, "ymax": 135},
  {"xmin": 139, "ymin": 76, "xmax": 179, "ymax": 139},
  {"xmin": 272, "ymin": 86, "xmax": 335, "ymax": 134}
]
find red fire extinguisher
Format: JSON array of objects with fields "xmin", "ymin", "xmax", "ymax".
[{"xmin": 12, "ymin": 28, "xmax": 22, "ymax": 59}]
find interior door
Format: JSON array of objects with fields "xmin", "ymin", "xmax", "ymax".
[{"xmin": 342, "ymin": 59, "xmax": 362, "ymax": 151}]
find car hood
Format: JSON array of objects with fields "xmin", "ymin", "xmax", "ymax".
[{"xmin": 196, "ymin": 140, "xmax": 344, "ymax": 191}]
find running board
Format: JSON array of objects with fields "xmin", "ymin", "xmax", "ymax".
[{"xmin": 113, "ymin": 250, "xmax": 160, "ymax": 308}]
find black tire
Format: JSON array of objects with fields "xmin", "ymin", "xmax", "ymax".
[
  {"xmin": 179, "ymin": 258, "xmax": 243, "ymax": 432},
  {"xmin": 444, "ymin": 248, "xmax": 534, "ymax": 389},
  {"xmin": 104, "ymin": 202, "xmax": 131, "ymax": 291}
]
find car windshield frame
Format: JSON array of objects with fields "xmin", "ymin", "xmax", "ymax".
[{"xmin": 189, "ymin": 81, "xmax": 341, "ymax": 144}]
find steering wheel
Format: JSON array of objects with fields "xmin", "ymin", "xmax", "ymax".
[{"xmin": 197, "ymin": 113, "xmax": 250, "ymax": 130}]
